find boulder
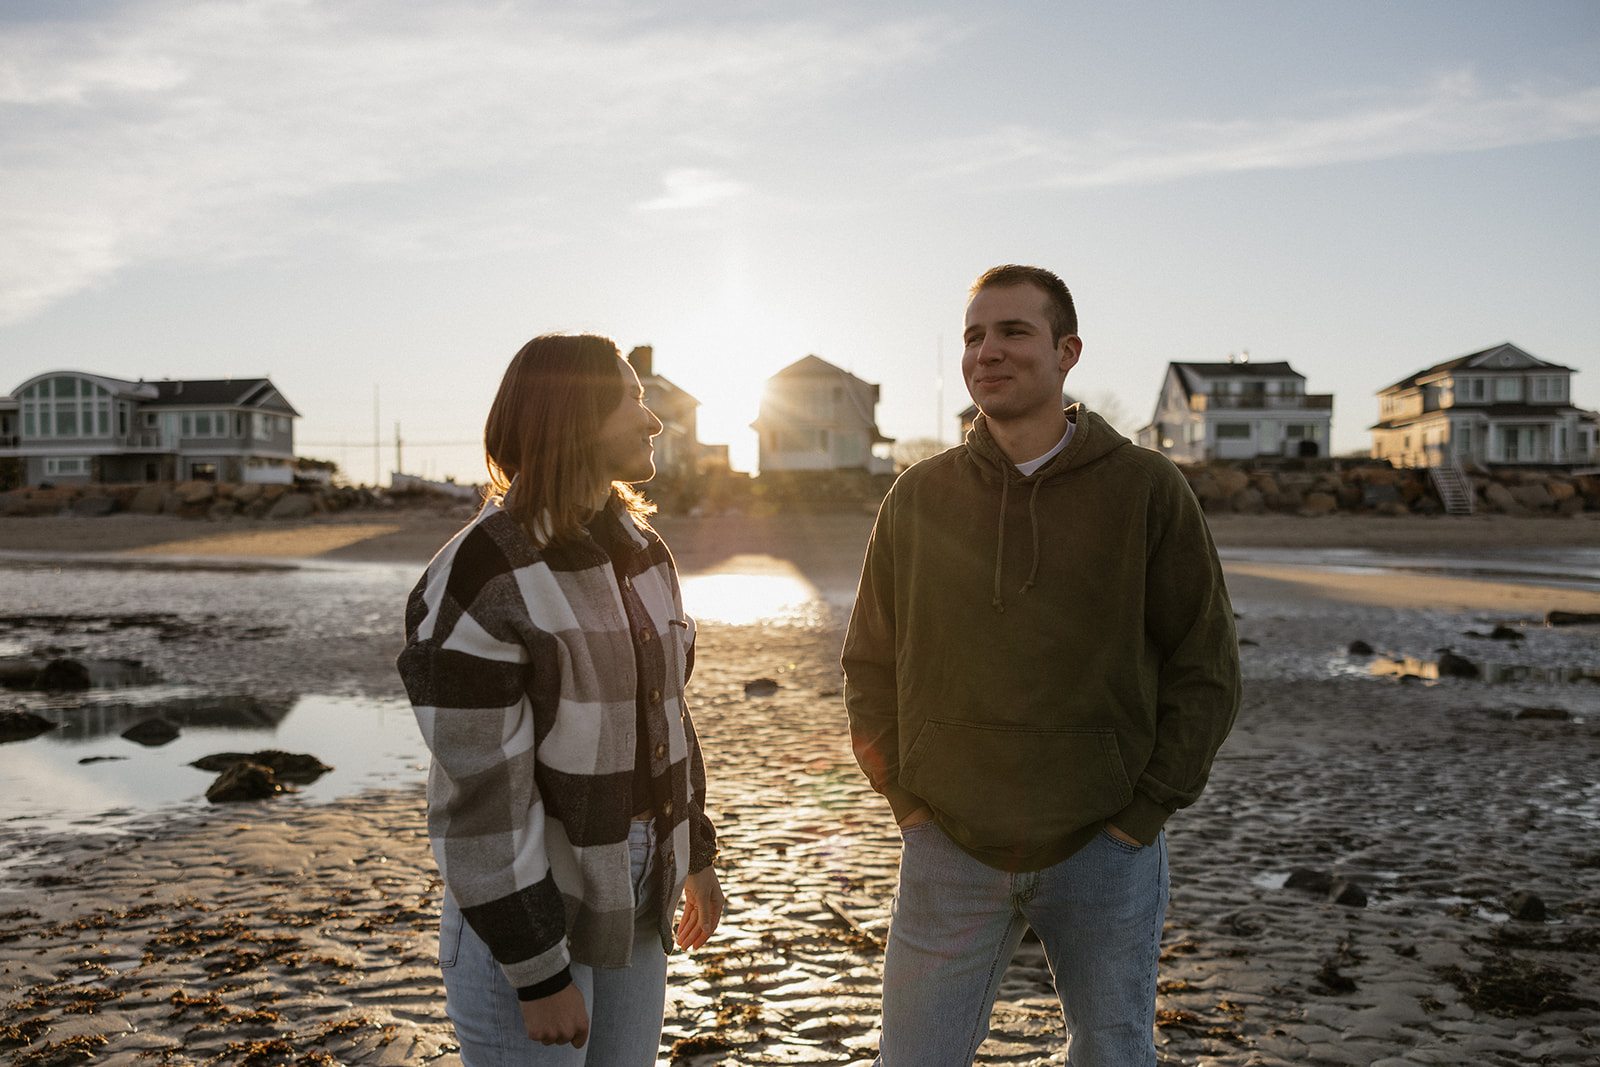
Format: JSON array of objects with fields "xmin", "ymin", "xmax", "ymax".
[
  {"xmin": 230, "ymin": 482, "xmax": 265, "ymax": 505},
  {"xmin": 122, "ymin": 718, "xmax": 180, "ymax": 746},
  {"xmin": 744, "ymin": 677, "xmax": 780, "ymax": 697},
  {"xmin": 175, "ymin": 480, "xmax": 216, "ymax": 505},
  {"xmin": 1230, "ymin": 487, "xmax": 1267, "ymax": 515},
  {"xmin": 1515, "ymin": 707, "xmax": 1571, "ymax": 722},
  {"xmin": 1436, "ymin": 651, "xmax": 1480, "ymax": 679},
  {"xmin": 1300, "ymin": 492, "xmax": 1338, "ymax": 517},
  {"xmin": 1347, "ymin": 640, "xmax": 1375, "ymax": 656},
  {"xmin": 1482, "ymin": 483, "xmax": 1526, "ymax": 515},
  {"xmin": 1510, "ymin": 483, "xmax": 1556, "ymax": 511},
  {"xmin": 70, "ymin": 495, "xmax": 118, "ymax": 517},
  {"xmin": 1548, "ymin": 611, "xmax": 1600, "ymax": 626},
  {"xmin": 0, "ymin": 710, "xmax": 57, "ymax": 744},
  {"xmin": 1505, "ymin": 890, "xmax": 1547, "ymax": 922},
  {"xmin": 129, "ymin": 485, "xmax": 167, "ymax": 514},
  {"xmin": 205, "ymin": 760, "xmax": 289, "ymax": 803},
  {"xmin": 267, "ymin": 492, "xmax": 315, "ymax": 520},
  {"xmin": 192, "ymin": 749, "xmax": 333, "ymax": 784},
  {"xmin": 35, "ymin": 658, "xmax": 92, "ymax": 691},
  {"xmin": 1547, "ymin": 480, "xmax": 1576, "ymax": 502}
]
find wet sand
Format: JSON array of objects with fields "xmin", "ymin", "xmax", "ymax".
[{"xmin": 1, "ymin": 509, "xmax": 1598, "ymax": 1065}]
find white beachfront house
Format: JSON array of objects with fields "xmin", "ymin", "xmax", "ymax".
[
  {"xmin": 0, "ymin": 371, "xmax": 300, "ymax": 486},
  {"xmin": 1371, "ymin": 343, "xmax": 1591, "ymax": 468},
  {"xmin": 1136, "ymin": 357, "xmax": 1333, "ymax": 462},
  {"xmin": 751, "ymin": 355, "xmax": 895, "ymax": 474}
]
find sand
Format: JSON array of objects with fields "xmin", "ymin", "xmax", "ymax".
[{"xmin": 1, "ymin": 508, "xmax": 1598, "ymax": 1066}]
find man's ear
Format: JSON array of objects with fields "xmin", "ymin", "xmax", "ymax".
[{"xmin": 1059, "ymin": 334, "xmax": 1083, "ymax": 376}]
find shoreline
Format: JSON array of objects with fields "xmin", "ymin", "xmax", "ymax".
[{"xmin": 2, "ymin": 509, "xmax": 1598, "ymax": 1065}]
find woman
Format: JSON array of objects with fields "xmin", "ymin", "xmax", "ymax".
[{"xmin": 398, "ymin": 333, "xmax": 723, "ymax": 1063}]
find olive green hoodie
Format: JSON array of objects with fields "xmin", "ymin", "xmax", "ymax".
[{"xmin": 842, "ymin": 407, "xmax": 1240, "ymax": 873}]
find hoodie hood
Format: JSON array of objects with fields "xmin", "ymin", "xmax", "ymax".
[{"xmin": 964, "ymin": 405, "xmax": 1132, "ymax": 612}]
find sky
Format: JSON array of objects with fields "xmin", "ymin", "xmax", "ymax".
[{"xmin": 3, "ymin": 0, "xmax": 1598, "ymax": 484}]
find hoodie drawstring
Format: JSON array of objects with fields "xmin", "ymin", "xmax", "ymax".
[
  {"xmin": 991, "ymin": 474, "xmax": 1047, "ymax": 612},
  {"xmin": 991, "ymin": 476, "xmax": 1010, "ymax": 612}
]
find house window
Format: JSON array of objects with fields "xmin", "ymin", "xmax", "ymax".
[
  {"xmin": 777, "ymin": 429, "xmax": 829, "ymax": 452},
  {"xmin": 1215, "ymin": 424, "xmax": 1251, "ymax": 439},
  {"xmin": 1285, "ymin": 424, "xmax": 1321, "ymax": 441},
  {"xmin": 1531, "ymin": 376, "xmax": 1566, "ymax": 402},
  {"xmin": 1495, "ymin": 377, "xmax": 1522, "ymax": 401},
  {"xmin": 1455, "ymin": 424, "xmax": 1473, "ymax": 458},
  {"xmin": 1457, "ymin": 377, "xmax": 1486, "ymax": 402},
  {"xmin": 253, "ymin": 413, "xmax": 271, "ymax": 440},
  {"xmin": 44, "ymin": 457, "xmax": 88, "ymax": 476}
]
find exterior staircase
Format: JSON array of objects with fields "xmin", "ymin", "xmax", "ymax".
[{"xmin": 1429, "ymin": 462, "xmax": 1475, "ymax": 515}]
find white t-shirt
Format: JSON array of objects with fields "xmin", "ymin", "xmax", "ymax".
[{"xmin": 1015, "ymin": 423, "xmax": 1075, "ymax": 477}]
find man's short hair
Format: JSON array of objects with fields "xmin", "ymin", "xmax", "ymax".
[{"xmin": 970, "ymin": 265, "xmax": 1078, "ymax": 343}]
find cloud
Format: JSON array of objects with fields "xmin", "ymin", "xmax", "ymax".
[
  {"xmin": 926, "ymin": 72, "xmax": 1600, "ymax": 191},
  {"xmin": 0, "ymin": 0, "xmax": 953, "ymax": 323},
  {"xmin": 634, "ymin": 168, "xmax": 748, "ymax": 212}
]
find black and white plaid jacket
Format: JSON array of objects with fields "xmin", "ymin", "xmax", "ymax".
[{"xmin": 397, "ymin": 495, "xmax": 716, "ymax": 992}]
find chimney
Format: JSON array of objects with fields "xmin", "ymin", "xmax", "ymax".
[{"xmin": 627, "ymin": 346, "xmax": 654, "ymax": 377}]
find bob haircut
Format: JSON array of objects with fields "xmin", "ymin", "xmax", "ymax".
[
  {"xmin": 970, "ymin": 264, "xmax": 1078, "ymax": 343},
  {"xmin": 484, "ymin": 333, "xmax": 654, "ymax": 546}
]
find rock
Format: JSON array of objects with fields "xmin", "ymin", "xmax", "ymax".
[
  {"xmin": 1436, "ymin": 651, "xmax": 1480, "ymax": 678},
  {"xmin": 1547, "ymin": 611, "xmax": 1600, "ymax": 626},
  {"xmin": 175, "ymin": 480, "xmax": 217, "ymax": 505},
  {"xmin": 1483, "ymin": 482, "xmax": 1526, "ymax": 515},
  {"xmin": 205, "ymin": 760, "xmax": 289, "ymax": 803},
  {"xmin": 1490, "ymin": 625, "xmax": 1525, "ymax": 641},
  {"xmin": 1362, "ymin": 484, "xmax": 1403, "ymax": 508},
  {"xmin": 192, "ymin": 749, "xmax": 333, "ymax": 784},
  {"xmin": 230, "ymin": 483, "xmax": 266, "ymax": 505},
  {"xmin": 1285, "ymin": 868, "xmax": 1333, "ymax": 894},
  {"xmin": 122, "ymin": 718, "xmax": 180, "ymax": 746},
  {"xmin": 1230, "ymin": 487, "xmax": 1267, "ymax": 514},
  {"xmin": 267, "ymin": 492, "xmax": 315, "ymax": 520},
  {"xmin": 744, "ymin": 677, "xmax": 780, "ymax": 697},
  {"xmin": 129, "ymin": 485, "xmax": 167, "ymax": 514},
  {"xmin": 1329, "ymin": 877, "xmax": 1368, "ymax": 907},
  {"xmin": 35, "ymin": 658, "xmax": 92, "ymax": 690},
  {"xmin": 1300, "ymin": 492, "xmax": 1338, "ymax": 517},
  {"xmin": 1505, "ymin": 890, "xmax": 1547, "ymax": 922},
  {"xmin": 1557, "ymin": 495, "xmax": 1585, "ymax": 516},
  {"xmin": 1515, "ymin": 707, "xmax": 1571, "ymax": 722},
  {"xmin": 0, "ymin": 709, "xmax": 57, "ymax": 744},
  {"xmin": 1547, "ymin": 480, "xmax": 1576, "ymax": 502},
  {"xmin": 1347, "ymin": 640, "xmax": 1375, "ymax": 656},
  {"xmin": 1510, "ymin": 483, "xmax": 1556, "ymax": 511},
  {"xmin": 70, "ymin": 495, "xmax": 118, "ymax": 517}
]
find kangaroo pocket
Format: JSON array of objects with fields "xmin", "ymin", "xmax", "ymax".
[{"xmin": 901, "ymin": 719, "xmax": 1134, "ymax": 854}]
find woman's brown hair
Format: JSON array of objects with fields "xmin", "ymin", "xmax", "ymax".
[{"xmin": 484, "ymin": 333, "xmax": 654, "ymax": 546}]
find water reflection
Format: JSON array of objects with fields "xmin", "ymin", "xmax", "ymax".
[
  {"xmin": 1371, "ymin": 655, "xmax": 1600, "ymax": 686},
  {"xmin": 681, "ymin": 564, "xmax": 833, "ymax": 626},
  {"xmin": 0, "ymin": 693, "xmax": 425, "ymax": 833}
]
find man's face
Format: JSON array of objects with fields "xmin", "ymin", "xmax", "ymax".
[{"xmin": 961, "ymin": 283, "xmax": 1081, "ymax": 424}]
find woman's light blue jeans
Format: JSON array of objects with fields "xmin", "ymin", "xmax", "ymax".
[
  {"xmin": 876, "ymin": 822, "xmax": 1169, "ymax": 1067},
  {"xmin": 439, "ymin": 820, "xmax": 668, "ymax": 1067}
]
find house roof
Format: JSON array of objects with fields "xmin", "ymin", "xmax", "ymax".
[
  {"xmin": 10, "ymin": 371, "xmax": 300, "ymax": 415},
  {"xmin": 1171, "ymin": 361, "xmax": 1303, "ymax": 380},
  {"xmin": 146, "ymin": 378, "xmax": 301, "ymax": 416},
  {"xmin": 1378, "ymin": 343, "xmax": 1576, "ymax": 394},
  {"xmin": 756, "ymin": 354, "xmax": 892, "ymax": 443}
]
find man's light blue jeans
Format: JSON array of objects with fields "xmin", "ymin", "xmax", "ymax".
[
  {"xmin": 438, "ymin": 820, "xmax": 668, "ymax": 1067},
  {"xmin": 876, "ymin": 821, "xmax": 1169, "ymax": 1067}
]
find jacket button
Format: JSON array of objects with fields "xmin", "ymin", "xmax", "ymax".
[
  {"xmin": 666, "ymin": 849, "xmax": 675, "ymax": 867},
  {"xmin": 638, "ymin": 626, "xmax": 654, "ymax": 643},
  {"xmin": 654, "ymin": 743, "xmax": 667, "ymax": 760},
  {"xmin": 647, "ymin": 687, "xmax": 661, "ymax": 705},
  {"xmin": 661, "ymin": 800, "xmax": 673, "ymax": 817}
]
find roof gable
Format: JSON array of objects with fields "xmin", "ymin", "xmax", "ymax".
[{"xmin": 1379, "ymin": 342, "xmax": 1575, "ymax": 393}]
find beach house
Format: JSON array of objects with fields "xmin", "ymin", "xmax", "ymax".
[
  {"xmin": 1371, "ymin": 343, "xmax": 1590, "ymax": 468},
  {"xmin": 751, "ymin": 355, "xmax": 894, "ymax": 474},
  {"xmin": 625, "ymin": 346, "xmax": 702, "ymax": 485},
  {"xmin": 0, "ymin": 371, "xmax": 300, "ymax": 486},
  {"xmin": 1136, "ymin": 357, "xmax": 1333, "ymax": 462}
]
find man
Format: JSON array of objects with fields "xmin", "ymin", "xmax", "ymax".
[{"xmin": 842, "ymin": 264, "xmax": 1240, "ymax": 1066}]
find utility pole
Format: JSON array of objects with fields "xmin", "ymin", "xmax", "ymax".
[
  {"xmin": 372, "ymin": 384, "xmax": 380, "ymax": 488},
  {"xmin": 394, "ymin": 421, "xmax": 403, "ymax": 479}
]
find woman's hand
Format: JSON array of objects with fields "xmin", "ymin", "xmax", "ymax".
[
  {"xmin": 520, "ymin": 984, "xmax": 589, "ymax": 1048},
  {"xmin": 675, "ymin": 866, "xmax": 725, "ymax": 950}
]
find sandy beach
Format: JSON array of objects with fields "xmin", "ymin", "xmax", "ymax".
[{"xmin": 1, "ymin": 508, "xmax": 1598, "ymax": 1066}]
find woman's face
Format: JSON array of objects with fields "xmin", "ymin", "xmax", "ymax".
[{"xmin": 597, "ymin": 357, "xmax": 664, "ymax": 484}]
